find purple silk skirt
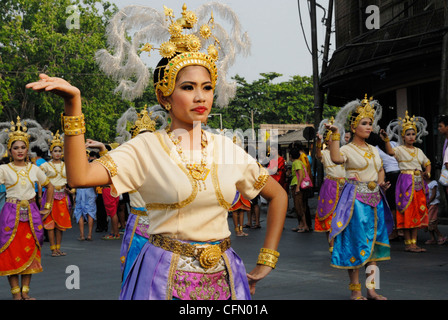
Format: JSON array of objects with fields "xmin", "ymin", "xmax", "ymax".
[{"xmin": 119, "ymin": 240, "xmax": 251, "ymax": 300}]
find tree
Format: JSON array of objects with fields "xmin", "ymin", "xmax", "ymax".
[
  {"xmin": 0, "ymin": 0, "xmax": 154, "ymax": 142},
  {"xmin": 208, "ymin": 72, "xmax": 338, "ymax": 131}
]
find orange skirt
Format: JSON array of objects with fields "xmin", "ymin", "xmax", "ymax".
[
  {"xmin": 396, "ymin": 189, "xmax": 428, "ymax": 229},
  {"xmin": 314, "ymin": 213, "xmax": 333, "ymax": 232},
  {"xmin": 0, "ymin": 221, "xmax": 43, "ymax": 276},
  {"xmin": 229, "ymin": 193, "xmax": 251, "ymax": 212},
  {"xmin": 43, "ymin": 197, "xmax": 72, "ymax": 231}
]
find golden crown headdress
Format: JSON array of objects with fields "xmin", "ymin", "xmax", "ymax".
[
  {"xmin": 7, "ymin": 116, "xmax": 30, "ymax": 149},
  {"xmin": 142, "ymin": 4, "xmax": 220, "ymax": 98},
  {"xmin": 49, "ymin": 130, "xmax": 64, "ymax": 151},
  {"xmin": 399, "ymin": 111, "xmax": 418, "ymax": 136},
  {"xmin": 350, "ymin": 94, "xmax": 376, "ymax": 128},
  {"xmin": 130, "ymin": 107, "xmax": 158, "ymax": 138}
]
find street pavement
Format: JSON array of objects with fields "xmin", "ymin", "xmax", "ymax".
[{"xmin": 1, "ymin": 193, "xmax": 448, "ymax": 301}]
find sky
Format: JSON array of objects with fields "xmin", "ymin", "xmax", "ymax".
[{"xmin": 108, "ymin": 0, "xmax": 334, "ymax": 83}]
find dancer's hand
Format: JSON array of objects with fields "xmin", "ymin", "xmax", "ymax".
[
  {"xmin": 379, "ymin": 180, "xmax": 391, "ymax": 191},
  {"xmin": 85, "ymin": 139, "xmax": 106, "ymax": 150},
  {"xmin": 246, "ymin": 265, "xmax": 273, "ymax": 295},
  {"xmin": 324, "ymin": 123, "xmax": 339, "ymax": 133},
  {"xmin": 379, "ymin": 129, "xmax": 389, "ymax": 141},
  {"xmin": 26, "ymin": 74, "xmax": 80, "ymax": 101}
]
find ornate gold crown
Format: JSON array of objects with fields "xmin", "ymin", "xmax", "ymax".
[
  {"xmin": 351, "ymin": 94, "xmax": 376, "ymax": 128},
  {"xmin": 142, "ymin": 4, "xmax": 219, "ymax": 98},
  {"xmin": 130, "ymin": 107, "xmax": 158, "ymax": 138},
  {"xmin": 7, "ymin": 116, "xmax": 30, "ymax": 149},
  {"xmin": 49, "ymin": 130, "xmax": 64, "ymax": 151},
  {"xmin": 399, "ymin": 111, "xmax": 417, "ymax": 136}
]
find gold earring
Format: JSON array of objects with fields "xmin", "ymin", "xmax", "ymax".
[{"xmin": 165, "ymin": 103, "xmax": 172, "ymax": 111}]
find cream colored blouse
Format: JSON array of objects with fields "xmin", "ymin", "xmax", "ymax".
[
  {"xmin": 340, "ymin": 143, "xmax": 383, "ymax": 182},
  {"xmin": 40, "ymin": 161, "xmax": 67, "ymax": 188},
  {"xmin": 393, "ymin": 145, "xmax": 431, "ymax": 171},
  {"xmin": 321, "ymin": 149, "xmax": 345, "ymax": 178},
  {"xmin": 0, "ymin": 163, "xmax": 49, "ymax": 200},
  {"xmin": 96, "ymin": 130, "xmax": 268, "ymax": 242}
]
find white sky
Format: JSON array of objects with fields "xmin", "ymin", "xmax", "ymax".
[{"xmin": 109, "ymin": 0, "xmax": 334, "ymax": 83}]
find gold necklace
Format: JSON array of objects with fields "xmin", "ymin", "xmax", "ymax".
[
  {"xmin": 9, "ymin": 163, "xmax": 31, "ymax": 189},
  {"xmin": 166, "ymin": 128, "xmax": 210, "ymax": 191},
  {"xmin": 403, "ymin": 145, "xmax": 417, "ymax": 157},
  {"xmin": 351, "ymin": 142, "xmax": 374, "ymax": 159},
  {"xmin": 49, "ymin": 160, "xmax": 66, "ymax": 178}
]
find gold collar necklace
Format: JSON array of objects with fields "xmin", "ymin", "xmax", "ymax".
[{"xmin": 166, "ymin": 128, "xmax": 210, "ymax": 191}]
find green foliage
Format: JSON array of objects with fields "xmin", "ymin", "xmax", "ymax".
[
  {"xmin": 0, "ymin": 0, "xmax": 155, "ymax": 142},
  {"xmin": 208, "ymin": 72, "xmax": 338, "ymax": 131}
]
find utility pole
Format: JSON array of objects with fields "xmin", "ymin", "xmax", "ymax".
[
  {"xmin": 310, "ymin": 0, "xmax": 322, "ymax": 133},
  {"xmin": 308, "ymin": 0, "xmax": 333, "ymax": 187}
]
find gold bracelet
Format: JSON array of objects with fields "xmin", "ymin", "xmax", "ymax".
[
  {"xmin": 260, "ymin": 248, "xmax": 280, "ymax": 257},
  {"xmin": 316, "ymin": 142, "xmax": 322, "ymax": 148},
  {"xmin": 383, "ymin": 136, "xmax": 390, "ymax": 142},
  {"xmin": 99, "ymin": 149, "xmax": 108, "ymax": 157},
  {"xmin": 61, "ymin": 113, "xmax": 86, "ymax": 136},
  {"xmin": 331, "ymin": 133, "xmax": 340, "ymax": 141},
  {"xmin": 44, "ymin": 202, "xmax": 51, "ymax": 210},
  {"xmin": 257, "ymin": 248, "xmax": 280, "ymax": 269}
]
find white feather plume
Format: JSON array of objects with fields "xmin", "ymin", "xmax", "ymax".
[
  {"xmin": 95, "ymin": 2, "xmax": 250, "ymax": 107},
  {"xmin": 334, "ymin": 98, "xmax": 383, "ymax": 133},
  {"xmin": 386, "ymin": 116, "xmax": 428, "ymax": 145}
]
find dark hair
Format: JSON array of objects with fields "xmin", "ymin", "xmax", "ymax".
[
  {"xmin": 438, "ymin": 115, "xmax": 448, "ymax": 126},
  {"xmin": 153, "ymin": 57, "xmax": 169, "ymax": 90},
  {"xmin": 290, "ymin": 147, "xmax": 301, "ymax": 159}
]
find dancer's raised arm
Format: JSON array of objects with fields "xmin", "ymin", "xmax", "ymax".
[{"xmin": 26, "ymin": 74, "xmax": 111, "ymax": 187}]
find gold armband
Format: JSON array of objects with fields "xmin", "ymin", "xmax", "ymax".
[
  {"xmin": 256, "ymin": 248, "xmax": 280, "ymax": 269},
  {"xmin": 331, "ymin": 133, "xmax": 340, "ymax": 142},
  {"xmin": 316, "ymin": 142, "xmax": 322, "ymax": 149},
  {"xmin": 44, "ymin": 202, "xmax": 52, "ymax": 210},
  {"xmin": 61, "ymin": 113, "xmax": 86, "ymax": 136}
]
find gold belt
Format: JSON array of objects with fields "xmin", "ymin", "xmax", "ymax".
[
  {"xmin": 325, "ymin": 175, "xmax": 346, "ymax": 185},
  {"xmin": 149, "ymin": 234, "xmax": 231, "ymax": 269},
  {"xmin": 6, "ymin": 198, "xmax": 36, "ymax": 209},
  {"xmin": 401, "ymin": 170, "xmax": 421, "ymax": 176},
  {"xmin": 130, "ymin": 208, "xmax": 147, "ymax": 216}
]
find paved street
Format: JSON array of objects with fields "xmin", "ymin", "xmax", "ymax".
[{"xmin": 1, "ymin": 193, "xmax": 448, "ymax": 301}]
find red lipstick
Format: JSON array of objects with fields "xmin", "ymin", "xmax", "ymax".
[{"xmin": 192, "ymin": 107, "xmax": 207, "ymax": 114}]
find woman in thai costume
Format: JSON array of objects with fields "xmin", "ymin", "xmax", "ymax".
[
  {"xmin": 326, "ymin": 95, "xmax": 394, "ymax": 300},
  {"xmin": 230, "ymin": 191, "xmax": 251, "ymax": 237},
  {"xmin": 0, "ymin": 117, "xmax": 54, "ymax": 300},
  {"xmin": 40, "ymin": 131, "xmax": 73, "ymax": 256},
  {"xmin": 314, "ymin": 118, "xmax": 346, "ymax": 251},
  {"xmin": 380, "ymin": 112, "xmax": 430, "ymax": 253},
  {"xmin": 26, "ymin": 3, "xmax": 287, "ymax": 300}
]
